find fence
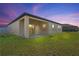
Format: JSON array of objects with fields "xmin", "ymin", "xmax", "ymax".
[{"xmin": 0, "ymin": 26, "xmax": 8, "ymax": 34}]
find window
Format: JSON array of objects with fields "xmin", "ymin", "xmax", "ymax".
[
  {"xmin": 58, "ymin": 25, "xmax": 61, "ymax": 28},
  {"xmin": 52, "ymin": 24, "xmax": 54, "ymax": 28}
]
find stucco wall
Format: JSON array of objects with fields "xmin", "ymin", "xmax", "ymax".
[
  {"xmin": 54, "ymin": 23, "xmax": 62, "ymax": 33},
  {"xmin": 8, "ymin": 16, "xmax": 29, "ymax": 38},
  {"xmin": 8, "ymin": 16, "xmax": 25, "ymax": 36},
  {"xmin": 24, "ymin": 16, "xmax": 29, "ymax": 38},
  {"xmin": 8, "ymin": 20, "xmax": 20, "ymax": 35},
  {"xmin": 48, "ymin": 22, "xmax": 62, "ymax": 34}
]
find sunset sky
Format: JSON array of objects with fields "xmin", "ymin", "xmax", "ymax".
[{"xmin": 0, "ymin": 3, "xmax": 79, "ymax": 26}]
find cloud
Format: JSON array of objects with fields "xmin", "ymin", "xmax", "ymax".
[
  {"xmin": 47, "ymin": 13, "xmax": 79, "ymax": 26},
  {"xmin": 2, "ymin": 4, "xmax": 27, "ymax": 19},
  {"xmin": 0, "ymin": 18, "xmax": 10, "ymax": 25},
  {"xmin": 32, "ymin": 4, "xmax": 46, "ymax": 14}
]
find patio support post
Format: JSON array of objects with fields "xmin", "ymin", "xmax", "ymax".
[{"xmin": 24, "ymin": 16, "xmax": 29, "ymax": 38}]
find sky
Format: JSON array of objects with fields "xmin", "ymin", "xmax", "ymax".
[{"xmin": 0, "ymin": 3, "xmax": 79, "ymax": 26}]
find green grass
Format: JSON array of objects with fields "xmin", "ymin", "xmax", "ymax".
[{"xmin": 0, "ymin": 32, "xmax": 79, "ymax": 56}]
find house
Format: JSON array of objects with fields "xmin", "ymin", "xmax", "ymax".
[
  {"xmin": 8, "ymin": 13, "xmax": 62, "ymax": 38},
  {"xmin": 62, "ymin": 24, "xmax": 79, "ymax": 32}
]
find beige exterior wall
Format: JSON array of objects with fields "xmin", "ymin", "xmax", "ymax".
[
  {"xmin": 24, "ymin": 16, "xmax": 29, "ymax": 38},
  {"xmin": 8, "ymin": 16, "xmax": 30, "ymax": 38},
  {"xmin": 55, "ymin": 24, "xmax": 62, "ymax": 33},
  {"xmin": 48, "ymin": 22, "xmax": 62, "ymax": 34},
  {"xmin": 8, "ymin": 20, "xmax": 20, "ymax": 35}
]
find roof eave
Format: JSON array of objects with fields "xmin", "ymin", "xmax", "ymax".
[{"xmin": 8, "ymin": 12, "xmax": 62, "ymax": 25}]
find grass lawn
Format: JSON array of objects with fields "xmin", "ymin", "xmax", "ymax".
[{"xmin": 0, "ymin": 32, "xmax": 79, "ymax": 56}]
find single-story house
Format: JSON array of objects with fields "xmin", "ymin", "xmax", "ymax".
[{"xmin": 8, "ymin": 13, "xmax": 62, "ymax": 38}]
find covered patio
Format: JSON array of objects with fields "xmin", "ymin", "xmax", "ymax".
[{"xmin": 29, "ymin": 18, "xmax": 49, "ymax": 38}]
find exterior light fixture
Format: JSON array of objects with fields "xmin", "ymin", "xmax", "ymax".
[
  {"xmin": 42, "ymin": 24, "xmax": 46, "ymax": 28},
  {"xmin": 29, "ymin": 24, "xmax": 34, "ymax": 28},
  {"xmin": 52, "ymin": 24, "xmax": 54, "ymax": 28}
]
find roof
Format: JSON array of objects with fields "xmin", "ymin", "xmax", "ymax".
[{"xmin": 8, "ymin": 12, "xmax": 62, "ymax": 25}]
